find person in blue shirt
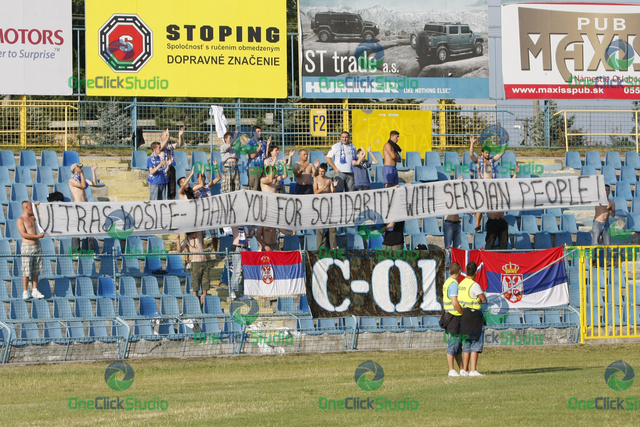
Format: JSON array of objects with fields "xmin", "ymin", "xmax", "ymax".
[
  {"xmin": 147, "ymin": 141, "xmax": 168, "ymax": 200},
  {"xmin": 352, "ymin": 145, "xmax": 379, "ymax": 191},
  {"xmin": 246, "ymin": 126, "xmax": 271, "ymax": 191}
]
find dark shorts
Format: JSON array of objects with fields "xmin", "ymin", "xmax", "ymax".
[
  {"xmin": 295, "ymin": 184, "xmax": 313, "ymax": 194},
  {"xmin": 191, "ymin": 261, "xmax": 210, "ymax": 293},
  {"xmin": 383, "ymin": 165, "xmax": 398, "ymax": 185}
]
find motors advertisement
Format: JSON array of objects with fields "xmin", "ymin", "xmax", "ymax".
[
  {"xmin": 298, "ymin": 0, "xmax": 489, "ymax": 99},
  {"xmin": 0, "ymin": 0, "xmax": 72, "ymax": 95},
  {"xmin": 502, "ymin": 3, "xmax": 640, "ymax": 99}
]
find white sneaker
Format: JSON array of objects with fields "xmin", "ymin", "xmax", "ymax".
[
  {"xmin": 469, "ymin": 371, "xmax": 484, "ymax": 377},
  {"xmin": 22, "ymin": 290, "xmax": 30, "ymax": 300},
  {"xmin": 32, "ymin": 289, "xmax": 45, "ymax": 299},
  {"xmin": 185, "ymin": 263, "xmax": 191, "ymax": 271},
  {"xmin": 448, "ymin": 370, "xmax": 460, "ymax": 377},
  {"xmin": 459, "ymin": 370, "xmax": 469, "ymax": 377},
  {"xmin": 230, "ymin": 291, "xmax": 236, "ymax": 299}
]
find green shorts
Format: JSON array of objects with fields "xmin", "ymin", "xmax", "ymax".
[{"xmin": 191, "ymin": 261, "xmax": 210, "ymax": 293}]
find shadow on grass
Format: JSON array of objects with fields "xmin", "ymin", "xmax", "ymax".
[{"xmin": 483, "ymin": 366, "xmax": 587, "ymax": 375}]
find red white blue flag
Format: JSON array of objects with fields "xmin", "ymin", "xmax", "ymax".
[
  {"xmin": 242, "ymin": 251, "xmax": 305, "ymax": 297},
  {"xmin": 451, "ymin": 246, "xmax": 569, "ymax": 308}
]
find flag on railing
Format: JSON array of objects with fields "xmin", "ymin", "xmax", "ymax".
[
  {"xmin": 451, "ymin": 246, "xmax": 569, "ymax": 308},
  {"xmin": 242, "ymin": 251, "xmax": 305, "ymax": 297}
]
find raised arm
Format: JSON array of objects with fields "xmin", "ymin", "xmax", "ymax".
[{"xmin": 469, "ymin": 135, "xmax": 478, "ymax": 163}]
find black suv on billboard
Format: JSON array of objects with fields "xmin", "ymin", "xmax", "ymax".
[
  {"xmin": 414, "ymin": 22, "xmax": 483, "ymax": 68},
  {"xmin": 312, "ymin": 12, "xmax": 379, "ymax": 42}
]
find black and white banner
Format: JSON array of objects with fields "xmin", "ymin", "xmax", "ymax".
[{"xmin": 34, "ymin": 176, "xmax": 606, "ymax": 238}]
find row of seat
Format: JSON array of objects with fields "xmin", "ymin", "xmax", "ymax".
[
  {"xmin": 0, "ymin": 274, "xmax": 194, "ymax": 302},
  {"xmin": 0, "ymin": 150, "xmax": 78, "ymax": 172},
  {"xmin": 0, "ymin": 165, "xmax": 101, "ymax": 188},
  {"xmin": 565, "ymin": 151, "xmax": 640, "ymax": 170},
  {"xmin": 0, "ymin": 183, "xmax": 83, "ymax": 208}
]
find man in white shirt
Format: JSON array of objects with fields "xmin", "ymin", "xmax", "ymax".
[{"xmin": 325, "ymin": 131, "xmax": 357, "ymax": 192}]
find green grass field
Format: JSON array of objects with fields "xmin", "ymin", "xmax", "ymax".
[{"xmin": 2, "ymin": 344, "xmax": 640, "ymax": 426}]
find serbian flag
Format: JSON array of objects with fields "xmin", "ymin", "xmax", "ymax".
[
  {"xmin": 451, "ymin": 246, "xmax": 569, "ymax": 308},
  {"xmin": 241, "ymin": 251, "xmax": 305, "ymax": 297}
]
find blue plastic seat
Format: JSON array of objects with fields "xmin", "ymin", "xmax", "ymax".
[
  {"xmin": 120, "ymin": 255, "xmax": 143, "ymax": 277},
  {"xmin": 380, "ymin": 317, "xmax": 401, "ymax": 332},
  {"xmin": 534, "ymin": 232, "xmax": 553, "ymax": 249},
  {"xmin": 182, "ymin": 294, "xmax": 203, "ymax": 316},
  {"xmin": 541, "ymin": 215, "xmax": 560, "ymax": 233},
  {"xmin": 414, "ymin": 166, "xmax": 438, "ymax": 182},
  {"xmin": 31, "ymin": 298, "xmax": 52, "ymax": 319},
  {"xmin": 96, "ymin": 297, "xmax": 116, "ymax": 318},
  {"xmin": 620, "ymin": 166, "xmax": 637, "ymax": 184},
  {"xmin": 282, "ymin": 235, "xmax": 301, "ymax": 251},
  {"xmin": 10, "ymin": 183, "xmax": 29, "ymax": 202},
  {"xmin": 605, "ymin": 151, "xmax": 622, "ymax": 169},
  {"xmin": 119, "ymin": 276, "xmax": 140, "ymax": 298},
  {"xmin": 358, "ymin": 317, "xmax": 383, "ymax": 333},
  {"xmin": 443, "ymin": 152, "xmax": 460, "ymax": 169},
  {"xmin": 514, "ymin": 233, "xmax": 532, "ymax": 249},
  {"xmin": 138, "ymin": 295, "xmax": 159, "ymax": 317},
  {"xmin": 317, "ymin": 318, "xmax": 343, "ymax": 334},
  {"xmin": 62, "ymin": 150, "xmax": 80, "ymax": 168},
  {"xmin": 581, "ymin": 166, "xmax": 597, "ymax": 176},
  {"xmin": 203, "ymin": 295, "xmax": 225, "ymax": 316},
  {"xmin": 161, "ymin": 295, "xmax": 181, "ymax": 316},
  {"xmin": 143, "ymin": 256, "xmax": 164, "ymax": 276},
  {"xmin": 560, "ymin": 214, "xmax": 578, "ymax": 233},
  {"xmin": 74, "ymin": 297, "xmax": 96, "ymax": 319},
  {"xmin": 276, "ymin": 297, "xmax": 296, "ymax": 314},
  {"xmin": 404, "ymin": 151, "xmax": 422, "ymax": 169},
  {"xmin": 162, "ymin": 275, "xmax": 184, "ymax": 297},
  {"xmin": 54, "ymin": 278, "xmax": 74, "ymax": 299},
  {"xmin": 504, "ymin": 214, "xmax": 519, "ymax": 234},
  {"xmin": 601, "ymin": 166, "xmax": 617, "ymax": 186},
  {"xmin": 117, "ymin": 296, "xmax": 139, "ymax": 318},
  {"xmin": 420, "ymin": 316, "xmax": 441, "ymax": 330},
  {"xmin": 31, "ymin": 183, "xmax": 50, "ymax": 202},
  {"xmin": 585, "ymin": 151, "xmax": 602, "ymax": 170},
  {"xmin": 615, "ymin": 182, "xmax": 634, "ymax": 201},
  {"xmin": 625, "ymin": 152, "xmax": 640, "ymax": 169},
  {"xmin": 125, "ymin": 236, "xmax": 144, "ymax": 259},
  {"xmin": 19, "ymin": 150, "xmax": 38, "ymax": 170},
  {"xmin": 297, "ymin": 318, "xmax": 321, "ymax": 335},
  {"xmin": 57, "ymin": 166, "xmax": 72, "ymax": 184},
  {"xmin": 77, "ymin": 257, "xmax": 98, "ymax": 278},
  {"xmin": 75, "ymin": 277, "xmax": 96, "ymax": 299},
  {"xmin": 304, "ymin": 234, "xmax": 318, "ymax": 251},
  {"xmin": 473, "ymin": 232, "xmax": 486, "ymax": 249},
  {"xmin": 131, "ymin": 151, "xmax": 148, "ymax": 170},
  {"xmin": 576, "ymin": 231, "xmax": 592, "ymax": 246},
  {"xmin": 423, "ymin": 151, "xmax": 441, "ymax": 167},
  {"xmin": 141, "ymin": 276, "xmax": 162, "ymax": 298},
  {"xmin": 423, "ymin": 217, "xmax": 443, "ymax": 236},
  {"xmin": 40, "ymin": 150, "xmax": 59, "ymax": 171},
  {"xmin": 53, "ymin": 298, "xmax": 74, "ymax": 319},
  {"xmin": 89, "ymin": 321, "xmax": 117, "ymax": 343},
  {"xmin": 0, "ymin": 166, "xmax": 11, "ymax": 187},
  {"xmin": 346, "ymin": 234, "xmax": 365, "ymax": 250},
  {"xmin": 174, "ymin": 150, "xmax": 189, "ymax": 171},
  {"xmin": 0, "ymin": 151, "xmax": 16, "ymax": 171},
  {"xmin": 97, "ymin": 277, "xmax": 116, "ymax": 299},
  {"xmin": 166, "ymin": 255, "xmax": 188, "ymax": 278},
  {"xmin": 15, "ymin": 166, "xmax": 34, "ymax": 186},
  {"xmin": 410, "ymin": 234, "xmax": 428, "ymax": 249},
  {"xmin": 555, "ymin": 232, "xmax": 573, "ymax": 246},
  {"xmin": 53, "ymin": 183, "xmax": 71, "ymax": 201},
  {"xmin": 520, "ymin": 215, "xmax": 539, "ymax": 234},
  {"xmin": 191, "ymin": 151, "xmax": 208, "ymax": 171}
]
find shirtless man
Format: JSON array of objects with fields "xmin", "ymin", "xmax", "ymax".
[
  {"xmin": 469, "ymin": 135, "xmax": 506, "ymax": 232},
  {"xmin": 293, "ymin": 150, "xmax": 319, "ymax": 194},
  {"xmin": 17, "ymin": 201, "xmax": 45, "ymax": 299},
  {"xmin": 383, "ymin": 130, "xmax": 402, "ymax": 188},
  {"xmin": 177, "ymin": 232, "xmax": 209, "ymax": 306},
  {"xmin": 260, "ymin": 164, "xmax": 287, "ymax": 193},
  {"xmin": 69, "ymin": 163, "xmax": 98, "ymax": 202},
  {"xmin": 314, "ymin": 163, "xmax": 339, "ymax": 249},
  {"xmin": 592, "ymin": 184, "xmax": 614, "ymax": 245},
  {"xmin": 177, "ymin": 169, "xmax": 195, "ymax": 200},
  {"xmin": 256, "ymin": 226, "xmax": 295, "ymax": 251}
]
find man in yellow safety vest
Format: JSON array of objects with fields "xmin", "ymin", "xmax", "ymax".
[
  {"xmin": 458, "ymin": 261, "xmax": 487, "ymax": 377},
  {"xmin": 440, "ymin": 262, "xmax": 464, "ymax": 377}
]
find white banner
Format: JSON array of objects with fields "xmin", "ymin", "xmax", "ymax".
[
  {"xmin": 34, "ymin": 176, "xmax": 607, "ymax": 238},
  {"xmin": 0, "ymin": 0, "xmax": 72, "ymax": 95}
]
